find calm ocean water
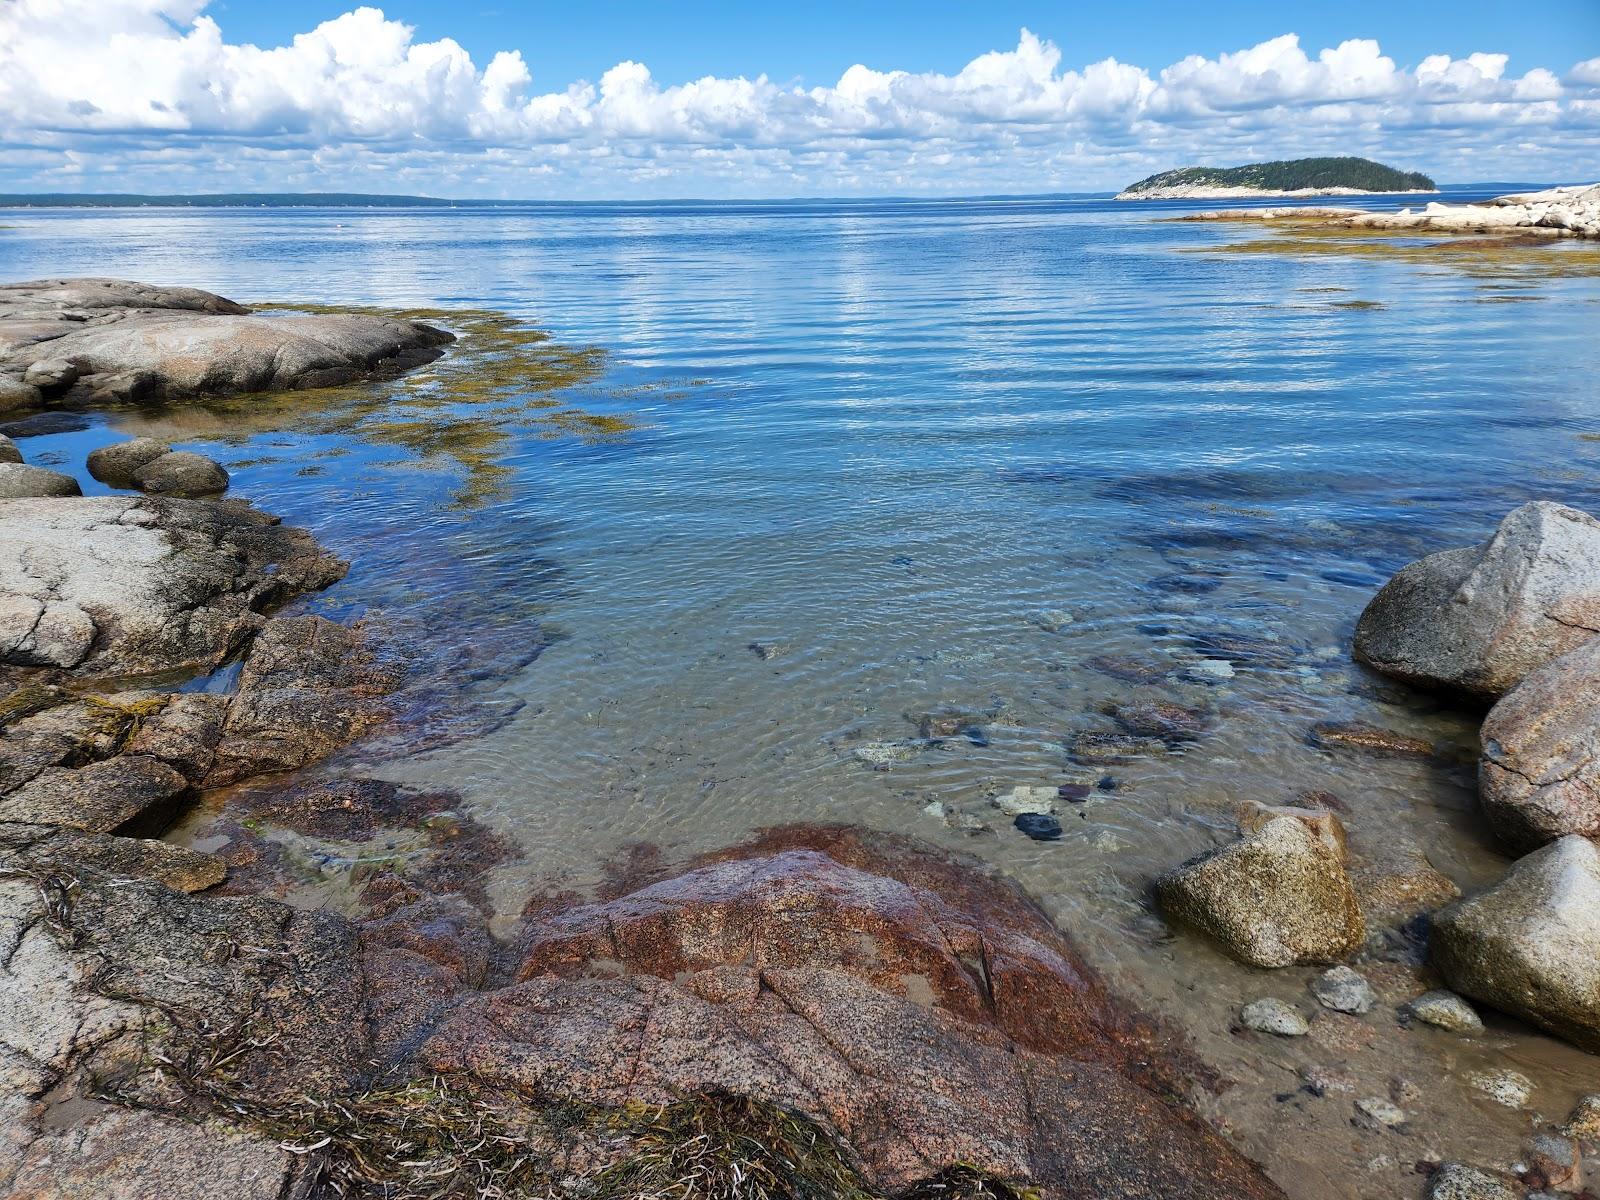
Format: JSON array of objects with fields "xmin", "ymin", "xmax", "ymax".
[{"xmin": 3, "ymin": 188, "xmax": 1599, "ymax": 1193}]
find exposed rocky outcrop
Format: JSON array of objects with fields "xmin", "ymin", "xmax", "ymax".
[
  {"xmin": 0, "ymin": 278, "xmax": 453, "ymax": 409},
  {"xmin": 1155, "ymin": 815, "xmax": 1365, "ymax": 968},
  {"xmin": 1431, "ymin": 835, "xmax": 1600, "ymax": 1052},
  {"xmin": 0, "ymin": 495, "xmax": 344, "ymax": 675},
  {"xmin": 0, "ymin": 824, "xmax": 1287, "ymax": 1199},
  {"xmin": 1354, "ymin": 501, "xmax": 1600, "ymax": 701},
  {"xmin": 1181, "ymin": 183, "xmax": 1600, "ymax": 240},
  {"xmin": 1479, "ymin": 636, "xmax": 1600, "ymax": 849}
]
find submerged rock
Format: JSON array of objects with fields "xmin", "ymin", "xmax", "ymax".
[
  {"xmin": 1468, "ymin": 1069, "xmax": 1533, "ymax": 1109},
  {"xmin": 1013, "ymin": 812, "xmax": 1063, "ymax": 841},
  {"xmin": 1309, "ymin": 965, "xmax": 1376, "ymax": 1014},
  {"xmin": 1308, "ymin": 720, "xmax": 1433, "ymax": 757},
  {"xmin": 1154, "ymin": 816, "xmax": 1365, "ymax": 968},
  {"xmin": 0, "ymin": 462, "xmax": 80, "ymax": 498},
  {"xmin": 1108, "ymin": 699, "xmax": 1209, "ymax": 743},
  {"xmin": 1069, "ymin": 729, "xmax": 1168, "ymax": 763},
  {"xmin": 0, "ymin": 496, "xmax": 344, "ymax": 675},
  {"xmin": 86, "ymin": 436, "xmax": 170, "ymax": 487},
  {"xmin": 1355, "ymin": 501, "xmax": 1600, "ymax": 701},
  {"xmin": 1431, "ymin": 835, "xmax": 1600, "ymax": 1051},
  {"xmin": 1239, "ymin": 997, "xmax": 1309, "ymax": 1036},
  {"xmin": 1403, "ymin": 990, "xmax": 1484, "ymax": 1035},
  {"xmin": 0, "ymin": 278, "xmax": 453, "ymax": 404},
  {"xmin": 1479, "ymin": 637, "xmax": 1600, "ymax": 849},
  {"xmin": 205, "ymin": 616, "xmax": 398, "ymax": 787}
]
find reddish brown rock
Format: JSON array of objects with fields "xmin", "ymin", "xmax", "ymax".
[
  {"xmin": 409, "ymin": 826, "xmax": 1286, "ymax": 1199},
  {"xmin": 1308, "ymin": 721, "xmax": 1434, "ymax": 757}
]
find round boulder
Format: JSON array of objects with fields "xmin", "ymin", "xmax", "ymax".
[
  {"xmin": 86, "ymin": 437, "xmax": 171, "ymax": 488},
  {"xmin": 0, "ymin": 375, "xmax": 42, "ymax": 412},
  {"xmin": 1354, "ymin": 501, "xmax": 1600, "ymax": 701},
  {"xmin": 1480, "ymin": 637, "xmax": 1600, "ymax": 849},
  {"xmin": 1154, "ymin": 816, "xmax": 1365, "ymax": 968},
  {"xmin": 0, "ymin": 434, "xmax": 21, "ymax": 465},
  {"xmin": 133, "ymin": 450, "xmax": 229, "ymax": 498},
  {"xmin": 0, "ymin": 462, "xmax": 82, "ymax": 498},
  {"xmin": 1430, "ymin": 835, "xmax": 1600, "ymax": 1052}
]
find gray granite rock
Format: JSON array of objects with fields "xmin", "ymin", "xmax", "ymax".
[
  {"xmin": 0, "ymin": 277, "xmax": 452, "ymax": 404},
  {"xmin": 1355, "ymin": 502, "xmax": 1600, "ymax": 701},
  {"xmin": 0, "ymin": 462, "xmax": 80, "ymax": 498},
  {"xmin": 133, "ymin": 450, "xmax": 230, "ymax": 497},
  {"xmin": 86, "ymin": 436, "xmax": 170, "ymax": 487},
  {"xmin": 0, "ymin": 496, "xmax": 344, "ymax": 675},
  {"xmin": 1403, "ymin": 990, "xmax": 1483, "ymax": 1035},
  {"xmin": 1431, "ymin": 835, "xmax": 1600, "ymax": 1051},
  {"xmin": 1155, "ymin": 816, "xmax": 1365, "ymax": 968},
  {"xmin": 1480, "ymin": 637, "xmax": 1600, "ymax": 849},
  {"xmin": 1309, "ymin": 965, "xmax": 1375, "ymax": 1014},
  {"xmin": 1239, "ymin": 997, "xmax": 1309, "ymax": 1036}
]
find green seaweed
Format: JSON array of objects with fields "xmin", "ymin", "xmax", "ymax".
[{"xmin": 120, "ymin": 303, "xmax": 683, "ymax": 509}]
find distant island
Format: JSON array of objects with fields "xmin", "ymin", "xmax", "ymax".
[{"xmin": 1116, "ymin": 157, "xmax": 1437, "ymax": 201}]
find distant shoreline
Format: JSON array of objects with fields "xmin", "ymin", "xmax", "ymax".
[
  {"xmin": 0, "ymin": 185, "xmax": 1557, "ymax": 210},
  {"xmin": 1114, "ymin": 185, "xmax": 1441, "ymax": 201}
]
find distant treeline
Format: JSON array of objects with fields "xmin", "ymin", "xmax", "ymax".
[{"xmin": 0, "ymin": 193, "xmax": 486, "ymax": 208}]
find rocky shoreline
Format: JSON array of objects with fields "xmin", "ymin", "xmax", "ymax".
[
  {"xmin": 1177, "ymin": 183, "xmax": 1600, "ymax": 240},
  {"xmin": 2, "ymin": 278, "xmax": 1599, "ymax": 1198}
]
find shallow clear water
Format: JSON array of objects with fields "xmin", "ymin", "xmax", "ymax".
[{"xmin": 4, "ymin": 190, "xmax": 1600, "ymax": 1196}]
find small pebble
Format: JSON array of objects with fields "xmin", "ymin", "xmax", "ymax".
[
  {"xmin": 1355, "ymin": 1096, "xmax": 1407, "ymax": 1128},
  {"xmin": 1404, "ymin": 990, "xmax": 1483, "ymax": 1035},
  {"xmin": 1390, "ymin": 1077, "xmax": 1421, "ymax": 1105},
  {"xmin": 994, "ymin": 785, "xmax": 1057, "ymax": 816},
  {"xmin": 1013, "ymin": 813, "xmax": 1062, "ymax": 841},
  {"xmin": 852, "ymin": 741, "xmax": 916, "ymax": 769},
  {"xmin": 1300, "ymin": 1064, "xmax": 1358, "ymax": 1095},
  {"xmin": 1309, "ymin": 965, "xmax": 1376, "ymax": 1014},
  {"xmin": 1239, "ymin": 998, "xmax": 1309, "ymax": 1037},
  {"xmin": 1469, "ymin": 1069, "xmax": 1533, "ymax": 1109}
]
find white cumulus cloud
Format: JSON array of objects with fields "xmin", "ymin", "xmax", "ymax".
[{"xmin": 0, "ymin": 0, "xmax": 1593, "ymax": 195}]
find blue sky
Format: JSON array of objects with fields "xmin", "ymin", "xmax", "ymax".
[
  {"xmin": 212, "ymin": 0, "xmax": 1598, "ymax": 91},
  {"xmin": 0, "ymin": 0, "xmax": 1596, "ymax": 198}
]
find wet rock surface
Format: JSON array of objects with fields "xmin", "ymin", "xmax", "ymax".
[
  {"xmin": 205, "ymin": 615, "xmax": 399, "ymax": 787},
  {"xmin": 1354, "ymin": 501, "xmax": 1600, "ymax": 701},
  {"xmin": 1431, "ymin": 835, "xmax": 1600, "ymax": 1052},
  {"xmin": 1479, "ymin": 636, "xmax": 1600, "ymax": 849},
  {"xmin": 0, "ymin": 495, "xmax": 345, "ymax": 675},
  {"xmin": 1155, "ymin": 815, "xmax": 1365, "ymax": 968},
  {"xmin": 0, "ymin": 278, "xmax": 453, "ymax": 405}
]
